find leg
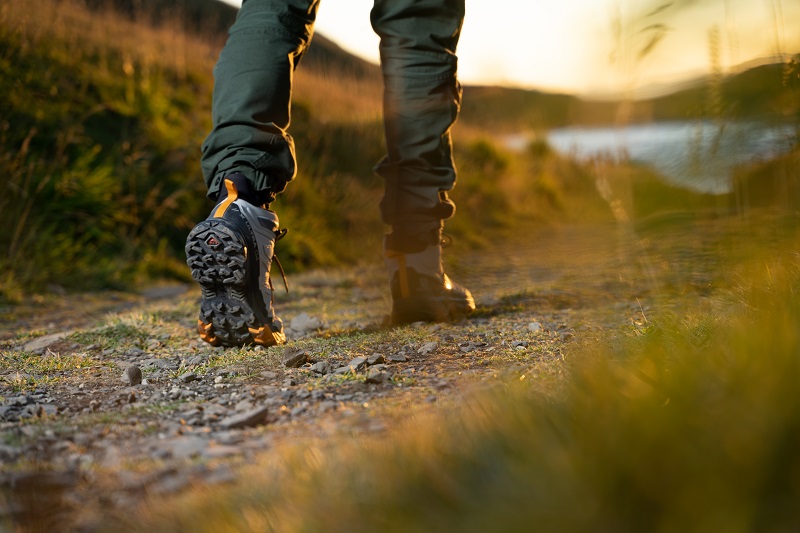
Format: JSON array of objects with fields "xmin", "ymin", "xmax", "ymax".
[
  {"xmin": 371, "ymin": 0, "xmax": 474, "ymax": 324},
  {"xmin": 201, "ymin": 0, "xmax": 320, "ymax": 205},
  {"xmin": 370, "ymin": 0, "xmax": 465, "ymax": 236},
  {"xmin": 188, "ymin": 0, "xmax": 319, "ymax": 347}
]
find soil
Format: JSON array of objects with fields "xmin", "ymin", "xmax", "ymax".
[{"xmin": 0, "ymin": 221, "xmax": 703, "ymax": 531}]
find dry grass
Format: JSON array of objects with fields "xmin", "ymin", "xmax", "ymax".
[
  {"xmin": 111, "ymin": 217, "xmax": 800, "ymax": 533},
  {"xmin": 0, "ymin": 0, "xmax": 218, "ymax": 82}
]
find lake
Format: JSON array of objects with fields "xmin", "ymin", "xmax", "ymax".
[{"xmin": 504, "ymin": 121, "xmax": 797, "ymax": 194}]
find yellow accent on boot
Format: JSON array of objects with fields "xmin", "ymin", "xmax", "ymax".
[
  {"xmin": 248, "ymin": 326, "xmax": 286, "ymax": 347},
  {"xmin": 385, "ymin": 250, "xmax": 410, "ymax": 299},
  {"xmin": 197, "ymin": 319, "xmax": 220, "ymax": 346},
  {"xmin": 213, "ymin": 179, "xmax": 239, "ymax": 218}
]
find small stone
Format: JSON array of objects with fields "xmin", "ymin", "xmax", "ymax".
[
  {"xmin": 220, "ymin": 405, "xmax": 271, "ymax": 429},
  {"xmin": 39, "ymin": 404, "xmax": 57, "ymax": 417},
  {"xmin": 346, "ymin": 356, "xmax": 367, "ymax": 372},
  {"xmin": 366, "ymin": 353, "xmax": 385, "ymax": 365},
  {"xmin": 214, "ymin": 431, "xmax": 245, "ymax": 445},
  {"xmin": 511, "ymin": 341, "xmax": 529, "ymax": 348},
  {"xmin": 123, "ymin": 365, "xmax": 143, "ymax": 386},
  {"xmin": 202, "ymin": 445, "xmax": 242, "ymax": 460},
  {"xmin": 334, "ymin": 366, "xmax": 353, "ymax": 375},
  {"xmin": 164, "ymin": 436, "xmax": 208, "ymax": 460},
  {"xmin": 185, "ymin": 355, "xmax": 207, "ymax": 366},
  {"xmin": 214, "ymin": 376, "xmax": 224, "ymax": 384},
  {"xmin": 0, "ymin": 444, "xmax": 19, "ymax": 462},
  {"xmin": 282, "ymin": 348, "xmax": 308, "ymax": 368},
  {"xmin": 234, "ymin": 399, "xmax": 254, "ymax": 412},
  {"xmin": 319, "ymin": 400, "xmax": 337, "ymax": 412},
  {"xmin": 22, "ymin": 331, "xmax": 74, "ymax": 353},
  {"xmin": 126, "ymin": 347, "xmax": 146, "ymax": 357},
  {"xmin": 10, "ymin": 395, "xmax": 29, "ymax": 406},
  {"xmin": 365, "ymin": 368, "xmax": 390, "ymax": 384},
  {"xmin": 387, "ymin": 354, "xmax": 408, "ymax": 363},
  {"xmin": 418, "ymin": 342, "xmax": 438, "ymax": 355},
  {"xmin": 528, "ymin": 322, "xmax": 542, "ymax": 333},
  {"xmin": 310, "ymin": 361, "xmax": 331, "ymax": 375},
  {"xmin": 179, "ymin": 372, "xmax": 198, "ymax": 383}
]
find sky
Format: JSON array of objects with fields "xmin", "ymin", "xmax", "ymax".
[{"xmin": 218, "ymin": 0, "xmax": 800, "ymax": 96}]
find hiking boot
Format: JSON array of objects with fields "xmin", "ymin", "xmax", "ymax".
[
  {"xmin": 384, "ymin": 228, "xmax": 475, "ymax": 325},
  {"xmin": 185, "ymin": 176, "xmax": 286, "ymax": 347}
]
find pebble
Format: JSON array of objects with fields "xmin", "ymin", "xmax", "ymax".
[
  {"xmin": 345, "ymin": 356, "xmax": 367, "ymax": 372},
  {"xmin": 22, "ymin": 331, "xmax": 74, "ymax": 353},
  {"xmin": 220, "ymin": 405, "xmax": 271, "ymax": 429},
  {"xmin": 310, "ymin": 361, "xmax": 331, "ymax": 375},
  {"xmin": 202, "ymin": 445, "xmax": 242, "ymax": 460},
  {"xmin": 282, "ymin": 348, "xmax": 308, "ymax": 368},
  {"xmin": 167, "ymin": 436, "xmax": 209, "ymax": 460},
  {"xmin": 213, "ymin": 431, "xmax": 245, "ymax": 446},
  {"xmin": 367, "ymin": 353, "xmax": 385, "ymax": 365},
  {"xmin": 124, "ymin": 365, "xmax": 143, "ymax": 386},
  {"xmin": 234, "ymin": 399, "xmax": 254, "ymax": 412},
  {"xmin": 528, "ymin": 322, "xmax": 543, "ymax": 333},
  {"xmin": 179, "ymin": 372, "xmax": 198, "ymax": 384},
  {"xmin": 418, "ymin": 342, "xmax": 438, "ymax": 355},
  {"xmin": 184, "ymin": 355, "xmax": 207, "ymax": 366},
  {"xmin": 387, "ymin": 354, "xmax": 408, "ymax": 363},
  {"xmin": 365, "ymin": 368, "xmax": 390, "ymax": 384},
  {"xmin": 0, "ymin": 444, "xmax": 19, "ymax": 462}
]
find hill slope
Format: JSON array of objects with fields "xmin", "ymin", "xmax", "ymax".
[{"xmin": 0, "ymin": 0, "xmax": 607, "ymax": 300}]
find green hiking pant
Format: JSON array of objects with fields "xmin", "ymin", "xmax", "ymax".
[{"xmin": 201, "ymin": 0, "xmax": 465, "ymax": 234}]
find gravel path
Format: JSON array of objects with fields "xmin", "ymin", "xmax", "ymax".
[{"xmin": 0, "ymin": 222, "xmax": 681, "ymax": 530}]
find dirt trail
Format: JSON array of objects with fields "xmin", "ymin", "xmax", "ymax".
[{"xmin": 0, "ymin": 221, "xmax": 672, "ymax": 531}]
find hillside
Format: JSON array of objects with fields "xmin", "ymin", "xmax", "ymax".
[
  {"xmin": 3, "ymin": 3, "xmax": 800, "ymax": 531},
  {"xmin": 0, "ymin": 0, "xmax": 608, "ymax": 301},
  {"xmin": 82, "ymin": 0, "xmax": 382, "ymax": 79},
  {"xmin": 2, "ymin": 0, "xmax": 796, "ymax": 302},
  {"xmin": 82, "ymin": 0, "xmax": 797, "ymax": 128}
]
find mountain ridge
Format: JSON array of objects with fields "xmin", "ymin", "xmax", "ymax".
[{"xmin": 83, "ymin": 0, "xmax": 796, "ymax": 128}]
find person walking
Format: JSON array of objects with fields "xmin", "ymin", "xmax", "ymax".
[{"xmin": 185, "ymin": 0, "xmax": 474, "ymax": 347}]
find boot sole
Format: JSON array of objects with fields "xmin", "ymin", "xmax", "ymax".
[{"xmin": 186, "ymin": 219, "xmax": 283, "ymax": 347}]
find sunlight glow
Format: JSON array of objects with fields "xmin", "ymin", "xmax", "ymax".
[{"xmin": 217, "ymin": 0, "xmax": 800, "ymax": 96}]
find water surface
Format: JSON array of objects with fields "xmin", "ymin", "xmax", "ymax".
[{"xmin": 505, "ymin": 121, "xmax": 796, "ymax": 194}]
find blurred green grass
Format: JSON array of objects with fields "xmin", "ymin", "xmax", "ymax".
[
  {"xmin": 1, "ymin": 0, "xmax": 797, "ymax": 306},
  {"xmin": 118, "ymin": 222, "xmax": 800, "ymax": 533},
  {"xmin": 0, "ymin": 0, "xmax": 608, "ymax": 302}
]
